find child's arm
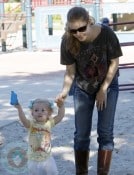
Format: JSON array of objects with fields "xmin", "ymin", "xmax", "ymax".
[
  {"xmin": 10, "ymin": 91, "xmax": 30, "ymax": 128},
  {"xmin": 53, "ymin": 103, "xmax": 65, "ymax": 125},
  {"xmin": 15, "ymin": 104, "xmax": 30, "ymax": 128}
]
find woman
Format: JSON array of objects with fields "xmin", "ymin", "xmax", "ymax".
[{"xmin": 56, "ymin": 6, "xmax": 122, "ymax": 175}]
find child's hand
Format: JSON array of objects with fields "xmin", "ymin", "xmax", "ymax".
[
  {"xmin": 10, "ymin": 91, "xmax": 19, "ymax": 105},
  {"xmin": 56, "ymin": 100, "xmax": 64, "ymax": 108},
  {"xmin": 55, "ymin": 93, "xmax": 65, "ymax": 108}
]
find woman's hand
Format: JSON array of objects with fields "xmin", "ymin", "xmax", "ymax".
[
  {"xmin": 55, "ymin": 64, "xmax": 75, "ymax": 107},
  {"xmin": 95, "ymin": 58, "xmax": 119, "ymax": 111},
  {"xmin": 96, "ymin": 88, "xmax": 107, "ymax": 111},
  {"xmin": 55, "ymin": 93, "xmax": 67, "ymax": 107}
]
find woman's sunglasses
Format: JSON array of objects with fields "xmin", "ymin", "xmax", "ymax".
[{"xmin": 69, "ymin": 25, "xmax": 87, "ymax": 34}]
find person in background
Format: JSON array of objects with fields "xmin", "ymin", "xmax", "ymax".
[
  {"xmin": 10, "ymin": 91, "xmax": 65, "ymax": 175},
  {"xmin": 55, "ymin": 6, "xmax": 122, "ymax": 175},
  {"xmin": 102, "ymin": 17, "xmax": 110, "ymax": 26}
]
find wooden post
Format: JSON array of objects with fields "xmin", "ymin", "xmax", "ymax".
[
  {"xmin": 1, "ymin": 23, "xmax": 6, "ymax": 52},
  {"xmin": 22, "ymin": 24, "xmax": 27, "ymax": 48}
]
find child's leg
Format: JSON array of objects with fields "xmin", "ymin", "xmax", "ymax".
[
  {"xmin": 28, "ymin": 156, "xmax": 58, "ymax": 175},
  {"xmin": 28, "ymin": 160, "xmax": 41, "ymax": 175},
  {"xmin": 44, "ymin": 156, "xmax": 58, "ymax": 175}
]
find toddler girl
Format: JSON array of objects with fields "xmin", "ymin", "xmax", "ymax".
[{"xmin": 10, "ymin": 91, "xmax": 65, "ymax": 175}]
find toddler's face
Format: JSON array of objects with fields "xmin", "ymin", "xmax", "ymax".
[{"xmin": 31, "ymin": 102, "xmax": 51, "ymax": 122}]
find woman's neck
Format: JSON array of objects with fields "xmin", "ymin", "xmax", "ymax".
[{"xmin": 86, "ymin": 24, "xmax": 101, "ymax": 42}]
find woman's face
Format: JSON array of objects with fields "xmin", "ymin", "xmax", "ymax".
[{"xmin": 68, "ymin": 20, "xmax": 90, "ymax": 42}]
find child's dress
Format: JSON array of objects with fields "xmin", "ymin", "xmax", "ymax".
[{"xmin": 27, "ymin": 118, "xmax": 58, "ymax": 175}]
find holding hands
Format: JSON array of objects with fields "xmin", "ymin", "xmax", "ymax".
[{"xmin": 55, "ymin": 93, "xmax": 66, "ymax": 108}]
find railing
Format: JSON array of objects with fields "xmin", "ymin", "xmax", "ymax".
[
  {"xmin": 0, "ymin": 13, "xmax": 26, "ymax": 51},
  {"xmin": 31, "ymin": 0, "xmax": 94, "ymax": 8},
  {"xmin": 109, "ymin": 21, "xmax": 134, "ymax": 91}
]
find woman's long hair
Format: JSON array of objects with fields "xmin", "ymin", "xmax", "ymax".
[{"xmin": 63, "ymin": 6, "xmax": 94, "ymax": 56}]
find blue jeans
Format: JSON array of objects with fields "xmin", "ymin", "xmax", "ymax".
[{"xmin": 73, "ymin": 77, "xmax": 119, "ymax": 151}]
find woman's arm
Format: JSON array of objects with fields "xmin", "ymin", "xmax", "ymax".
[
  {"xmin": 96, "ymin": 58, "xmax": 119, "ymax": 110},
  {"xmin": 55, "ymin": 63, "xmax": 76, "ymax": 103},
  {"xmin": 15, "ymin": 104, "xmax": 30, "ymax": 128}
]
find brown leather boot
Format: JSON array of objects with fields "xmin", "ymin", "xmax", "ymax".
[
  {"xmin": 75, "ymin": 150, "xmax": 89, "ymax": 175},
  {"xmin": 97, "ymin": 150, "xmax": 112, "ymax": 175}
]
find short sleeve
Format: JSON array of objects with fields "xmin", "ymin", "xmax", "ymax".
[
  {"xmin": 60, "ymin": 37, "xmax": 76, "ymax": 65},
  {"xmin": 28, "ymin": 120, "xmax": 33, "ymax": 131},
  {"xmin": 106, "ymin": 27, "xmax": 123, "ymax": 59},
  {"xmin": 46, "ymin": 118, "xmax": 55, "ymax": 129}
]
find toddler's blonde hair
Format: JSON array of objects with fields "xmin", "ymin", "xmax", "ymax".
[{"xmin": 29, "ymin": 98, "xmax": 54, "ymax": 114}]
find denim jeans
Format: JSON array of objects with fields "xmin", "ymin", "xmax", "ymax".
[{"xmin": 73, "ymin": 77, "xmax": 119, "ymax": 151}]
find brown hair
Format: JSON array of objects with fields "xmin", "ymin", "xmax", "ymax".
[{"xmin": 63, "ymin": 6, "xmax": 94, "ymax": 56}]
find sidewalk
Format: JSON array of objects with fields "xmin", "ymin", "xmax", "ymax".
[{"xmin": 0, "ymin": 48, "xmax": 134, "ymax": 175}]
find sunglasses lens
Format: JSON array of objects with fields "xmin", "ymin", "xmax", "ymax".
[
  {"xmin": 69, "ymin": 25, "xmax": 87, "ymax": 34},
  {"xmin": 78, "ymin": 26, "xmax": 87, "ymax": 32},
  {"xmin": 69, "ymin": 29, "xmax": 77, "ymax": 34}
]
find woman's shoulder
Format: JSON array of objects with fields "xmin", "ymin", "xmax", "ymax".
[{"xmin": 101, "ymin": 24, "xmax": 114, "ymax": 34}]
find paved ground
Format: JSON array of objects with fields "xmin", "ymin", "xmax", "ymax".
[{"xmin": 0, "ymin": 47, "xmax": 134, "ymax": 175}]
